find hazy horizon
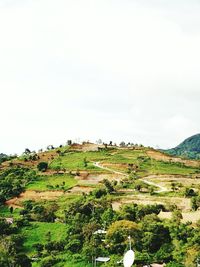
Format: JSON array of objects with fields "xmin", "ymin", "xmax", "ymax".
[{"xmin": 1, "ymin": 0, "xmax": 200, "ymax": 154}]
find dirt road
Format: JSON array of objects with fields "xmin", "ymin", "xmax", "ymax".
[{"xmin": 93, "ymin": 162, "xmax": 169, "ymax": 193}]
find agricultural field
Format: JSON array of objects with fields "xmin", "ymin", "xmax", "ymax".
[{"xmin": 26, "ymin": 174, "xmax": 77, "ymax": 191}]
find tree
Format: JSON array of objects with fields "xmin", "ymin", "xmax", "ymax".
[
  {"xmin": 96, "ymin": 139, "xmax": 102, "ymax": 145},
  {"xmin": 13, "ymin": 254, "xmax": 31, "ymax": 267},
  {"xmin": 37, "ymin": 162, "xmax": 48, "ymax": 172},
  {"xmin": 106, "ymin": 220, "xmax": 140, "ymax": 253},
  {"xmin": 184, "ymin": 246, "xmax": 200, "ymax": 267},
  {"xmin": 184, "ymin": 187, "xmax": 196, "ymax": 197},
  {"xmin": 166, "ymin": 262, "xmax": 184, "ymax": 267},
  {"xmin": 120, "ymin": 141, "xmax": 126, "ymax": 147},
  {"xmin": 172, "ymin": 209, "xmax": 183, "ymax": 224},
  {"xmin": 40, "ymin": 256, "xmax": 59, "ymax": 267},
  {"xmin": 33, "ymin": 243, "xmax": 43, "ymax": 257},
  {"xmin": 171, "ymin": 182, "xmax": 177, "ymax": 192},
  {"xmin": 24, "ymin": 148, "xmax": 31, "ymax": 154},
  {"xmin": 149, "ymin": 186, "xmax": 155, "ymax": 195},
  {"xmin": 10, "ymin": 206, "xmax": 13, "ymax": 214},
  {"xmin": 191, "ymin": 195, "xmax": 200, "ymax": 211},
  {"xmin": 83, "ymin": 157, "xmax": 88, "ymax": 167},
  {"xmin": 47, "ymin": 145, "xmax": 54, "ymax": 150},
  {"xmin": 103, "ymin": 179, "xmax": 115, "ymax": 193},
  {"xmin": 140, "ymin": 214, "xmax": 171, "ymax": 253}
]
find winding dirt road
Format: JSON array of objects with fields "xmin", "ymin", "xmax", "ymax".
[{"xmin": 93, "ymin": 162, "xmax": 169, "ymax": 193}]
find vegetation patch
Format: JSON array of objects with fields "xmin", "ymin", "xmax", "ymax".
[
  {"xmin": 26, "ymin": 174, "xmax": 77, "ymax": 191},
  {"xmin": 21, "ymin": 222, "xmax": 68, "ymax": 255}
]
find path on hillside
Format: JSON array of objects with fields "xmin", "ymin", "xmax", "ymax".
[
  {"xmin": 141, "ymin": 178, "xmax": 169, "ymax": 193},
  {"xmin": 93, "ymin": 162, "xmax": 129, "ymax": 176},
  {"xmin": 93, "ymin": 162, "xmax": 169, "ymax": 193}
]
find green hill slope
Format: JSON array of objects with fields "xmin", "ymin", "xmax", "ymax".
[{"xmin": 165, "ymin": 133, "xmax": 200, "ymax": 159}]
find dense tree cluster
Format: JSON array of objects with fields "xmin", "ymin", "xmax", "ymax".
[
  {"xmin": 0, "ymin": 218, "xmax": 31, "ymax": 266},
  {"xmin": 58, "ymin": 193, "xmax": 200, "ymax": 266},
  {"xmin": 0, "ymin": 167, "xmax": 37, "ymax": 205}
]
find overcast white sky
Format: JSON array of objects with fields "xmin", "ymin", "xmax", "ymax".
[{"xmin": 0, "ymin": 0, "xmax": 200, "ymax": 154}]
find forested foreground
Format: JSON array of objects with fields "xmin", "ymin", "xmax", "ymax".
[{"xmin": 1, "ymin": 192, "xmax": 200, "ymax": 267}]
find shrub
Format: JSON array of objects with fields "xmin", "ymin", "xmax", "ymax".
[{"xmin": 37, "ymin": 162, "xmax": 48, "ymax": 172}]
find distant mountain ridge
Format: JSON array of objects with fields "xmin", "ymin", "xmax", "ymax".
[{"xmin": 165, "ymin": 133, "xmax": 200, "ymax": 159}]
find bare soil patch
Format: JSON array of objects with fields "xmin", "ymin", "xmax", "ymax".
[
  {"xmin": 112, "ymin": 194, "xmax": 191, "ymax": 211},
  {"xmin": 5, "ymin": 190, "xmax": 65, "ymax": 208},
  {"xmin": 102, "ymin": 163, "xmax": 128, "ymax": 171},
  {"xmin": 1, "ymin": 150, "xmax": 58, "ymax": 169},
  {"xmin": 67, "ymin": 185, "xmax": 92, "ymax": 194},
  {"xmin": 142, "ymin": 174, "xmax": 200, "ymax": 191},
  {"xmin": 112, "ymin": 198, "xmax": 165, "ymax": 211},
  {"xmin": 159, "ymin": 210, "xmax": 200, "ymax": 224},
  {"xmin": 112, "ymin": 194, "xmax": 166, "ymax": 211},
  {"xmin": 70, "ymin": 143, "xmax": 100, "ymax": 152}
]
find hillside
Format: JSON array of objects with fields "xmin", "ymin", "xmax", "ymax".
[
  {"xmin": 0, "ymin": 142, "xmax": 200, "ymax": 266},
  {"xmin": 0, "ymin": 153, "xmax": 14, "ymax": 164},
  {"xmin": 165, "ymin": 133, "xmax": 200, "ymax": 159}
]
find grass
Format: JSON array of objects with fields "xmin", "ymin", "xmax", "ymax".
[
  {"xmin": 21, "ymin": 221, "xmax": 92, "ymax": 267},
  {"xmin": 0, "ymin": 205, "xmax": 21, "ymax": 218},
  {"xmin": 138, "ymin": 158, "xmax": 199, "ymax": 177},
  {"xmin": 32, "ymin": 255, "xmax": 92, "ymax": 267},
  {"xmin": 49, "ymin": 149, "xmax": 147, "ymax": 171},
  {"xmin": 49, "ymin": 149, "xmax": 142, "ymax": 168},
  {"xmin": 49, "ymin": 151, "xmax": 107, "ymax": 171},
  {"xmin": 49, "ymin": 149, "xmax": 199, "ymax": 181},
  {"xmin": 55, "ymin": 257, "xmax": 92, "ymax": 267},
  {"xmin": 21, "ymin": 222, "xmax": 68, "ymax": 255},
  {"xmin": 26, "ymin": 174, "xmax": 77, "ymax": 191}
]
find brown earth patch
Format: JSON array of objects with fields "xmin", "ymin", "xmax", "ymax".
[
  {"xmin": 100, "ymin": 163, "xmax": 128, "ymax": 172},
  {"xmin": 112, "ymin": 194, "xmax": 191, "ymax": 211},
  {"xmin": 159, "ymin": 210, "xmax": 200, "ymax": 224},
  {"xmin": 70, "ymin": 143, "xmax": 100, "ymax": 152},
  {"xmin": 5, "ymin": 190, "xmax": 65, "ymax": 208},
  {"xmin": 112, "ymin": 198, "xmax": 165, "ymax": 211},
  {"xmin": 76, "ymin": 172, "xmax": 123, "ymax": 186},
  {"xmin": 146, "ymin": 175, "xmax": 200, "ymax": 188},
  {"xmin": 67, "ymin": 185, "xmax": 93, "ymax": 194},
  {"xmin": 1, "ymin": 150, "xmax": 59, "ymax": 170}
]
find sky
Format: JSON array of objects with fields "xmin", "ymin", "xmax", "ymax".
[{"xmin": 0, "ymin": 0, "xmax": 200, "ymax": 154}]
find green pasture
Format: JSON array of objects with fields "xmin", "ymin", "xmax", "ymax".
[
  {"xmin": 49, "ymin": 148, "xmax": 199, "ymax": 178},
  {"xmin": 0, "ymin": 205, "xmax": 21, "ymax": 218},
  {"xmin": 140, "ymin": 159, "xmax": 199, "ymax": 176},
  {"xmin": 21, "ymin": 222, "xmax": 68, "ymax": 255},
  {"xmin": 26, "ymin": 174, "xmax": 77, "ymax": 191}
]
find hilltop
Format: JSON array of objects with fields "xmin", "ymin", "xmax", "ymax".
[{"xmin": 165, "ymin": 133, "xmax": 200, "ymax": 159}]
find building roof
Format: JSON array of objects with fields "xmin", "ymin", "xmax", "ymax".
[{"xmin": 95, "ymin": 257, "xmax": 110, "ymax": 262}]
